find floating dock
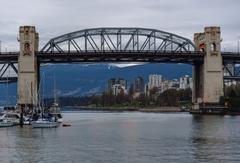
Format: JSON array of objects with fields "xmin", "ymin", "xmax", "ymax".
[{"xmin": 190, "ymin": 105, "xmax": 240, "ymax": 115}]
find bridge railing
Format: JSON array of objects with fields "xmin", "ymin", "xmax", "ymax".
[{"xmin": 37, "ymin": 50, "xmax": 204, "ymax": 55}]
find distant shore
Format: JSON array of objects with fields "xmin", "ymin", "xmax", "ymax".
[{"xmin": 62, "ymin": 106, "xmax": 187, "ymax": 113}]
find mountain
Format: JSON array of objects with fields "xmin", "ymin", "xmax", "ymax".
[{"xmin": 0, "ymin": 63, "xmax": 192, "ymax": 105}]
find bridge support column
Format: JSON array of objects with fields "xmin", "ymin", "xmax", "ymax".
[
  {"xmin": 193, "ymin": 27, "xmax": 223, "ymax": 105},
  {"xmin": 17, "ymin": 26, "xmax": 39, "ymax": 122}
]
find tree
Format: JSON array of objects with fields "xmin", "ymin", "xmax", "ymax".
[{"xmin": 157, "ymin": 89, "xmax": 179, "ymax": 106}]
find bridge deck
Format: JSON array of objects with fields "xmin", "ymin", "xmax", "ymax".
[
  {"xmin": 37, "ymin": 51, "xmax": 203, "ymax": 63},
  {"xmin": 0, "ymin": 51, "xmax": 239, "ymax": 64}
]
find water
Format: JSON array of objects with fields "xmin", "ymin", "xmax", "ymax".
[{"xmin": 0, "ymin": 112, "xmax": 240, "ymax": 163}]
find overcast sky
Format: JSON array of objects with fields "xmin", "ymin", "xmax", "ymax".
[{"xmin": 0, "ymin": 0, "xmax": 239, "ymax": 52}]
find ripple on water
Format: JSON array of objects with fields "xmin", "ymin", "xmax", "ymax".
[{"xmin": 0, "ymin": 112, "xmax": 240, "ymax": 163}]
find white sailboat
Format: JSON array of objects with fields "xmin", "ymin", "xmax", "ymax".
[
  {"xmin": 49, "ymin": 74, "xmax": 63, "ymax": 123},
  {"xmin": 0, "ymin": 119, "xmax": 14, "ymax": 127},
  {"xmin": 0, "ymin": 112, "xmax": 14, "ymax": 127},
  {"xmin": 31, "ymin": 118, "xmax": 59, "ymax": 128},
  {"xmin": 0, "ymin": 112, "xmax": 20, "ymax": 125},
  {"xmin": 32, "ymin": 73, "xmax": 59, "ymax": 128},
  {"xmin": 49, "ymin": 102, "xmax": 63, "ymax": 123}
]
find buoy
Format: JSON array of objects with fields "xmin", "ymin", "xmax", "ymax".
[{"xmin": 62, "ymin": 123, "xmax": 71, "ymax": 127}]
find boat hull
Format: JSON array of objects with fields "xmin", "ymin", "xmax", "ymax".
[
  {"xmin": 0, "ymin": 122, "xmax": 14, "ymax": 127},
  {"xmin": 32, "ymin": 121, "xmax": 59, "ymax": 128}
]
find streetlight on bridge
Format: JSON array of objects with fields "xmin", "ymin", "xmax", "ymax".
[
  {"xmin": 0, "ymin": 40, "xmax": 7, "ymax": 53},
  {"xmin": 238, "ymin": 36, "xmax": 240, "ymax": 54}
]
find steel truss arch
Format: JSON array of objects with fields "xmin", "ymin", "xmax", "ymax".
[{"xmin": 41, "ymin": 27, "xmax": 196, "ymax": 53}]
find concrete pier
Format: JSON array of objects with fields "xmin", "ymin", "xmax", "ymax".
[
  {"xmin": 193, "ymin": 27, "xmax": 224, "ymax": 105},
  {"xmin": 17, "ymin": 26, "xmax": 39, "ymax": 124}
]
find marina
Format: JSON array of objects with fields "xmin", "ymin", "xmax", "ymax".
[{"xmin": 0, "ymin": 103, "xmax": 63, "ymax": 128}]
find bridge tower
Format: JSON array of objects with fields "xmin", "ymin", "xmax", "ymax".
[
  {"xmin": 193, "ymin": 27, "xmax": 223, "ymax": 105},
  {"xmin": 17, "ymin": 26, "xmax": 39, "ymax": 114}
]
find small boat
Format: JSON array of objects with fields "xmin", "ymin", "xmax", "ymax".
[
  {"xmin": 0, "ymin": 111, "xmax": 31, "ymax": 125},
  {"xmin": 32, "ymin": 118, "xmax": 59, "ymax": 128},
  {"xmin": 0, "ymin": 112, "xmax": 20, "ymax": 125},
  {"xmin": 62, "ymin": 123, "xmax": 71, "ymax": 127},
  {"xmin": 0, "ymin": 119, "xmax": 14, "ymax": 127}
]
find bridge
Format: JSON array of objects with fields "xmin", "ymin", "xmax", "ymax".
[{"xmin": 0, "ymin": 26, "xmax": 240, "ymax": 113}]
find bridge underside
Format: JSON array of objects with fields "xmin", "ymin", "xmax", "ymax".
[
  {"xmin": 37, "ymin": 51, "xmax": 203, "ymax": 63},
  {"xmin": 1, "ymin": 51, "xmax": 240, "ymax": 63},
  {"xmin": 0, "ymin": 51, "xmax": 240, "ymax": 83}
]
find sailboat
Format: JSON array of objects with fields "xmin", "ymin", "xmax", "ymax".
[
  {"xmin": 32, "ymin": 73, "xmax": 59, "ymax": 128},
  {"xmin": 31, "ymin": 117, "xmax": 59, "ymax": 128},
  {"xmin": 0, "ymin": 68, "xmax": 16, "ymax": 127},
  {"xmin": 49, "ymin": 74, "xmax": 63, "ymax": 123},
  {"xmin": 0, "ymin": 119, "xmax": 14, "ymax": 127},
  {"xmin": 49, "ymin": 103, "xmax": 63, "ymax": 123},
  {"xmin": 0, "ymin": 112, "xmax": 15, "ymax": 127}
]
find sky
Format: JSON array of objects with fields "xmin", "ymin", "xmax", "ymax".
[{"xmin": 0, "ymin": 0, "xmax": 240, "ymax": 52}]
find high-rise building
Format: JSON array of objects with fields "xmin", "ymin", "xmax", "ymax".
[
  {"xmin": 144, "ymin": 84, "xmax": 149, "ymax": 96},
  {"xmin": 148, "ymin": 74, "xmax": 162, "ymax": 90},
  {"xmin": 134, "ymin": 77, "xmax": 144, "ymax": 93},
  {"xmin": 118, "ymin": 78, "xmax": 127, "ymax": 89},
  {"xmin": 107, "ymin": 78, "xmax": 128, "ymax": 95},
  {"xmin": 159, "ymin": 79, "xmax": 180, "ymax": 92},
  {"xmin": 107, "ymin": 78, "xmax": 116, "ymax": 93},
  {"xmin": 180, "ymin": 75, "xmax": 193, "ymax": 89},
  {"xmin": 112, "ymin": 84, "xmax": 127, "ymax": 96}
]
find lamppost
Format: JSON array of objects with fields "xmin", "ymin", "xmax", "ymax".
[
  {"xmin": 0, "ymin": 41, "xmax": 6, "ymax": 53},
  {"xmin": 238, "ymin": 36, "xmax": 240, "ymax": 54}
]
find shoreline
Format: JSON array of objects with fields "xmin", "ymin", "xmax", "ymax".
[
  {"xmin": 62, "ymin": 106, "xmax": 187, "ymax": 113},
  {"xmin": 61, "ymin": 106, "xmax": 240, "ymax": 115}
]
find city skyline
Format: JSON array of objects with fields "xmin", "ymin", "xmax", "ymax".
[{"xmin": 107, "ymin": 73, "xmax": 193, "ymax": 97}]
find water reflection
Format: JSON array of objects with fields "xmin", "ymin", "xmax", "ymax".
[
  {"xmin": 191, "ymin": 115, "xmax": 240, "ymax": 162},
  {"xmin": 1, "ymin": 112, "xmax": 240, "ymax": 162}
]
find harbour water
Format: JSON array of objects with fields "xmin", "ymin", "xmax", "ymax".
[{"xmin": 0, "ymin": 111, "xmax": 240, "ymax": 163}]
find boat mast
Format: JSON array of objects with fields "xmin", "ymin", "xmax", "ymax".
[
  {"xmin": 54, "ymin": 74, "xmax": 57, "ymax": 104},
  {"xmin": 6, "ymin": 67, "xmax": 9, "ymax": 106},
  {"xmin": 42, "ymin": 72, "xmax": 45, "ymax": 108}
]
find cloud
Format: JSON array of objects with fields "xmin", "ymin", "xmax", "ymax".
[
  {"xmin": 60, "ymin": 87, "xmax": 81, "ymax": 96},
  {"xmin": 84, "ymin": 87, "xmax": 101, "ymax": 95},
  {"xmin": 110, "ymin": 63, "xmax": 145, "ymax": 68},
  {"xmin": 0, "ymin": 0, "xmax": 239, "ymax": 52}
]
